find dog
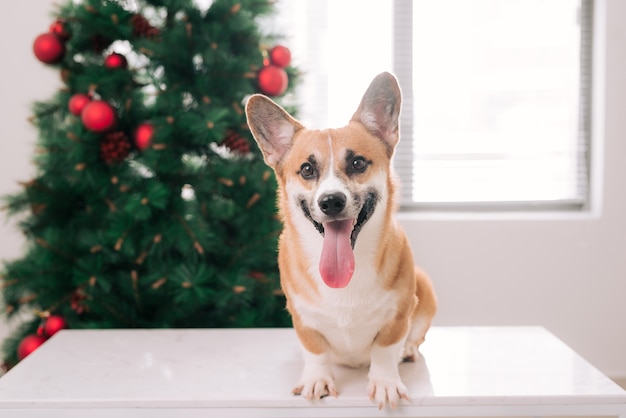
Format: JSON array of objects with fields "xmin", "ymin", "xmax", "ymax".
[{"xmin": 245, "ymin": 72, "xmax": 437, "ymax": 409}]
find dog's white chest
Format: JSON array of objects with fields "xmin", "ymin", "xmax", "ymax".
[{"xmin": 293, "ymin": 271, "xmax": 400, "ymax": 367}]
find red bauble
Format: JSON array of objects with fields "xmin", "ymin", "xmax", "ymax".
[
  {"xmin": 43, "ymin": 315, "xmax": 67, "ymax": 337},
  {"xmin": 17, "ymin": 334, "xmax": 47, "ymax": 360},
  {"xmin": 33, "ymin": 33, "xmax": 65, "ymax": 64},
  {"xmin": 134, "ymin": 123, "xmax": 154, "ymax": 151},
  {"xmin": 258, "ymin": 65, "xmax": 288, "ymax": 96},
  {"xmin": 49, "ymin": 20, "xmax": 71, "ymax": 41},
  {"xmin": 81, "ymin": 100, "xmax": 116, "ymax": 132},
  {"xmin": 68, "ymin": 93, "xmax": 91, "ymax": 116},
  {"xmin": 104, "ymin": 53, "xmax": 128, "ymax": 69},
  {"xmin": 269, "ymin": 45, "xmax": 291, "ymax": 68}
]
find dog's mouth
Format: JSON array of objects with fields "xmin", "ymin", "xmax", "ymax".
[
  {"xmin": 300, "ymin": 192, "xmax": 378, "ymax": 249},
  {"xmin": 300, "ymin": 192, "xmax": 378, "ymax": 289}
]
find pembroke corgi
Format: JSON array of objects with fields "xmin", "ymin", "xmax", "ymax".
[{"xmin": 245, "ymin": 72, "xmax": 437, "ymax": 409}]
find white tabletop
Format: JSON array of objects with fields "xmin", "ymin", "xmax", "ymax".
[{"xmin": 0, "ymin": 326, "xmax": 625, "ymax": 417}]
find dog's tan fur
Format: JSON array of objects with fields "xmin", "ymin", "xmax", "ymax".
[{"xmin": 246, "ymin": 72, "xmax": 436, "ymax": 408}]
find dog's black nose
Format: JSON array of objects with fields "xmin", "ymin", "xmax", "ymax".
[{"xmin": 318, "ymin": 192, "xmax": 346, "ymax": 215}]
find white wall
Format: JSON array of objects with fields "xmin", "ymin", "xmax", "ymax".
[
  {"xmin": 0, "ymin": 1, "xmax": 60, "ymax": 343},
  {"xmin": 0, "ymin": 0, "xmax": 624, "ymax": 382}
]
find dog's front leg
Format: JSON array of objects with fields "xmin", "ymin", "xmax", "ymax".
[
  {"xmin": 368, "ymin": 338, "xmax": 409, "ymax": 409},
  {"xmin": 293, "ymin": 348, "xmax": 337, "ymax": 399},
  {"xmin": 292, "ymin": 324, "xmax": 338, "ymax": 399},
  {"xmin": 368, "ymin": 304, "xmax": 414, "ymax": 409}
]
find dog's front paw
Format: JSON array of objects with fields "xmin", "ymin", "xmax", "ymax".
[
  {"xmin": 367, "ymin": 378, "xmax": 410, "ymax": 409},
  {"xmin": 292, "ymin": 375, "xmax": 338, "ymax": 400}
]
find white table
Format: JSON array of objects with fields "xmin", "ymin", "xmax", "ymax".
[{"xmin": 0, "ymin": 327, "xmax": 624, "ymax": 417}]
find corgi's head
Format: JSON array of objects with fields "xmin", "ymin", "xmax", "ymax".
[{"xmin": 246, "ymin": 72, "xmax": 402, "ymax": 289}]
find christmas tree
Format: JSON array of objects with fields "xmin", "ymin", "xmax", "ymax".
[{"xmin": 1, "ymin": 0, "xmax": 297, "ymax": 367}]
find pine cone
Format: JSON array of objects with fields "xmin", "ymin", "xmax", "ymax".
[
  {"xmin": 221, "ymin": 131, "xmax": 250, "ymax": 155},
  {"xmin": 131, "ymin": 14, "xmax": 160, "ymax": 40},
  {"xmin": 70, "ymin": 289, "xmax": 89, "ymax": 315},
  {"xmin": 91, "ymin": 34, "xmax": 112, "ymax": 53},
  {"xmin": 100, "ymin": 131, "xmax": 131, "ymax": 164}
]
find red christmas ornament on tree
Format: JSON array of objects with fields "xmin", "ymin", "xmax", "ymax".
[
  {"xmin": 104, "ymin": 53, "xmax": 128, "ymax": 69},
  {"xmin": 43, "ymin": 315, "xmax": 67, "ymax": 337},
  {"xmin": 49, "ymin": 20, "xmax": 71, "ymax": 41},
  {"xmin": 258, "ymin": 65, "xmax": 288, "ymax": 96},
  {"xmin": 68, "ymin": 93, "xmax": 91, "ymax": 116},
  {"xmin": 17, "ymin": 334, "xmax": 47, "ymax": 360},
  {"xmin": 269, "ymin": 45, "xmax": 291, "ymax": 68},
  {"xmin": 134, "ymin": 123, "xmax": 154, "ymax": 151},
  {"xmin": 33, "ymin": 33, "xmax": 65, "ymax": 64},
  {"xmin": 81, "ymin": 100, "xmax": 116, "ymax": 132}
]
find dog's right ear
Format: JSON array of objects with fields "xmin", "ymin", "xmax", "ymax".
[{"xmin": 245, "ymin": 94, "xmax": 303, "ymax": 169}]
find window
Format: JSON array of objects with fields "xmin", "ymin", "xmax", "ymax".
[{"xmin": 276, "ymin": 0, "xmax": 592, "ymax": 211}]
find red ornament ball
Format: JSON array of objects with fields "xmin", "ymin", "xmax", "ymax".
[
  {"xmin": 134, "ymin": 123, "xmax": 154, "ymax": 151},
  {"xmin": 269, "ymin": 45, "xmax": 291, "ymax": 68},
  {"xmin": 258, "ymin": 65, "xmax": 288, "ymax": 96},
  {"xmin": 49, "ymin": 20, "xmax": 71, "ymax": 41},
  {"xmin": 33, "ymin": 33, "xmax": 65, "ymax": 64},
  {"xmin": 104, "ymin": 53, "xmax": 128, "ymax": 69},
  {"xmin": 17, "ymin": 334, "xmax": 47, "ymax": 360},
  {"xmin": 81, "ymin": 100, "xmax": 116, "ymax": 132},
  {"xmin": 43, "ymin": 315, "xmax": 67, "ymax": 337},
  {"xmin": 68, "ymin": 93, "xmax": 91, "ymax": 116}
]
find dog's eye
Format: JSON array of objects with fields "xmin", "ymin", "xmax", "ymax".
[
  {"xmin": 350, "ymin": 156, "xmax": 369, "ymax": 174},
  {"xmin": 299, "ymin": 162, "xmax": 316, "ymax": 179}
]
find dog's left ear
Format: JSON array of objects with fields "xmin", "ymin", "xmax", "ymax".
[
  {"xmin": 351, "ymin": 72, "xmax": 402, "ymax": 155},
  {"xmin": 245, "ymin": 94, "xmax": 304, "ymax": 169}
]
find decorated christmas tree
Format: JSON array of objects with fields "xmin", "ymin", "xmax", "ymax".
[{"xmin": 1, "ymin": 0, "xmax": 297, "ymax": 367}]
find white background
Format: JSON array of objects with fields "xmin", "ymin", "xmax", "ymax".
[{"xmin": 0, "ymin": 0, "xmax": 624, "ymax": 383}]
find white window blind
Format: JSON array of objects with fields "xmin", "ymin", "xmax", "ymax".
[
  {"xmin": 394, "ymin": 0, "xmax": 592, "ymax": 210},
  {"xmin": 276, "ymin": 0, "xmax": 592, "ymax": 211}
]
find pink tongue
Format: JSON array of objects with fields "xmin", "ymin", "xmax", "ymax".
[{"xmin": 319, "ymin": 220, "xmax": 355, "ymax": 288}]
